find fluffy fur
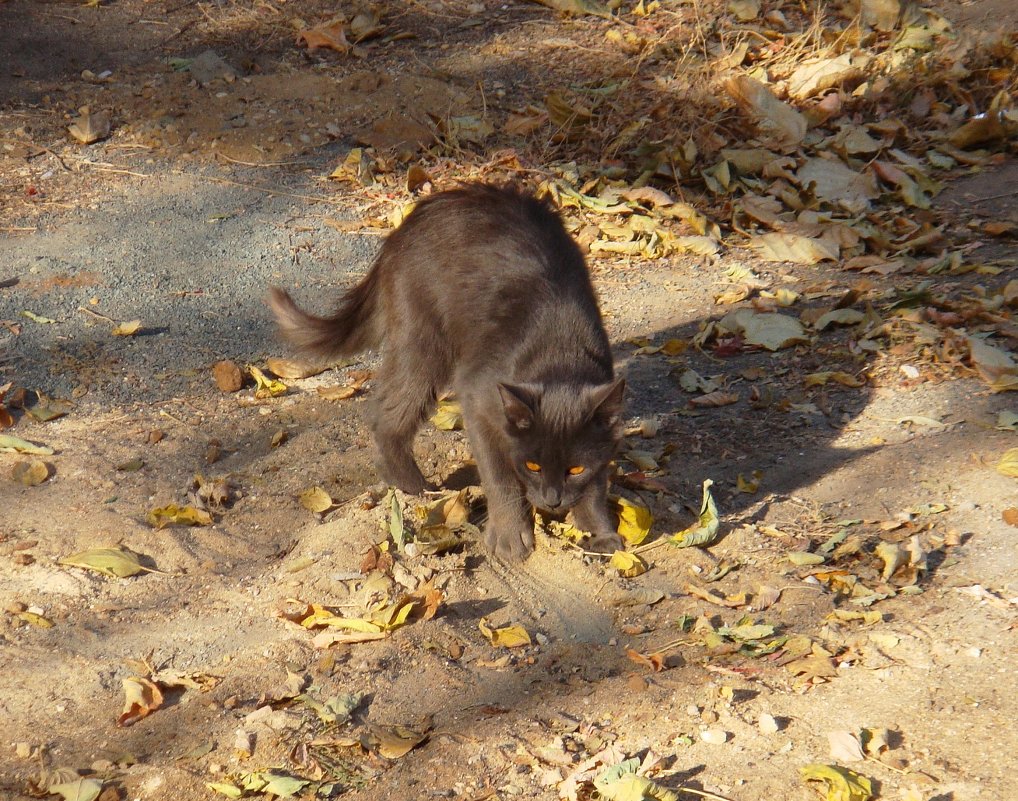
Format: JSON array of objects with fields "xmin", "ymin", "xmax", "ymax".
[{"xmin": 269, "ymin": 184, "xmax": 624, "ymax": 560}]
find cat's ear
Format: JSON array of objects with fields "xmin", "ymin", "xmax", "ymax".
[
  {"xmin": 498, "ymin": 383, "xmax": 537, "ymax": 431},
  {"xmin": 589, "ymin": 377, "xmax": 626, "ymax": 428}
]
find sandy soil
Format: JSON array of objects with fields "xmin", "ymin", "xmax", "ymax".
[{"xmin": 1, "ymin": 2, "xmax": 1017, "ymax": 800}]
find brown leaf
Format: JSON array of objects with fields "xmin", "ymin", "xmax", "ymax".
[
  {"xmin": 68, "ymin": 107, "xmax": 111, "ymax": 144},
  {"xmin": 725, "ymin": 76, "xmax": 806, "ymax": 151},
  {"xmin": 118, "ymin": 676, "xmax": 164, "ymax": 727},
  {"xmin": 625, "ymin": 648, "xmax": 665, "ymax": 672},
  {"xmin": 265, "ymin": 358, "xmax": 324, "ymax": 380},
  {"xmin": 297, "ymin": 23, "xmax": 351, "ymax": 54},
  {"xmin": 690, "ymin": 391, "xmax": 739, "ymax": 408}
]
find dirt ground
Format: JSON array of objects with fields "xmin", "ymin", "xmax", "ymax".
[{"xmin": 1, "ymin": 1, "xmax": 1017, "ymax": 800}]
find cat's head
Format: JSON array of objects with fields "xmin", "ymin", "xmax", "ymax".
[{"xmin": 498, "ymin": 378, "xmax": 625, "ymax": 513}]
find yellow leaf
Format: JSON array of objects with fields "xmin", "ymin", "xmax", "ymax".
[
  {"xmin": 996, "ymin": 447, "xmax": 1018, "ymax": 478},
  {"xmin": 147, "ymin": 504, "xmax": 213, "ymax": 529},
  {"xmin": 478, "ymin": 617, "xmax": 531, "ymax": 648},
  {"xmin": 11, "ymin": 459, "xmax": 50, "ymax": 486},
  {"xmin": 799, "ymin": 764, "xmax": 873, "ymax": 801},
  {"xmin": 249, "ymin": 365, "xmax": 288, "ymax": 399},
  {"xmin": 610, "ymin": 550, "xmax": 647, "ymax": 577},
  {"xmin": 59, "ymin": 546, "xmax": 146, "ymax": 578},
  {"xmin": 299, "ymin": 486, "xmax": 334, "ymax": 514},
  {"xmin": 736, "ymin": 471, "xmax": 761, "ymax": 493},
  {"xmin": 616, "ymin": 497, "xmax": 653, "ymax": 545},
  {"xmin": 0, "ymin": 434, "xmax": 54, "ymax": 455},
  {"xmin": 430, "ymin": 398, "xmax": 463, "ymax": 430},
  {"xmin": 112, "ymin": 319, "xmax": 142, "ymax": 336},
  {"xmin": 18, "ymin": 611, "xmax": 54, "ymax": 628}
]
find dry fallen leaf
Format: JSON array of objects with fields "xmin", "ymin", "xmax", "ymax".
[
  {"xmin": 48, "ymin": 777, "xmax": 103, "ymax": 801},
  {"xmin": 147, "ymin": 504, "xmax": 213, "ymax": 529},
  {"xmin": 299, "ymin": 486, "xmax": 334, "ymax": 514},
  {"xmin": 265, "ymin": 357, "xmax": 324, "ymax": 380},
  {"xmin": 0, "ymin": 434, "xmax": 54, "ymax": 455},
  {"xmin": 365, "ymin": 722, "xmax": 430, "ymax": 759},
  {"xmin": 112, "ymin": 319, "xmax": 142, "ymax": 336},
  {"xmin": 669, "ymin": 479, "xmax": 720, "ymax": 548},
  {"xmin": 996, "ymin": 447, "xmax": 1018, "ymax": 478},
  {"xmin": 478, "ymin": 617, "xmax": 532, "ymax": 648},
  {"xmin": 297, "ymin": 22, "xmax": 351, "ymax": 53},
  {"xmin": 58, "ymin": 546, "xmax": 149, "ymax": 578},
  {"xmin": 609, "ymin": 550, "xmax": 647, "ymax": 577},
  {"xmin": 118, "ymin": 676, "xmax": 164, "ymax": 727},
  {"xmin": 68, "ymin": 106, "xmax": 111, "ymax": 144},
  {"xmin": 799, "ymin": 764, "xmax": 873, "ymax": 801},
  {"xmin": 726, "ymin": 75, "xmax": 807, "ymax": 151},
  {"xmin": 625, "ymin": 648, "xmax": 665, "ymax": 671},
  {"xmin": 828, "ymin": 730, "xmax": 866, "ymax": 763},
  {"xmin": 11, "ymin": 459, "xmax": 50, "ymax": 486},
  {"xmin": 249, "ymin": 365, "xmax": 287, "ymax": 399},
  {"xmin": 615, "ymin": 497, "xmax": 653, "ymax": 545},
  {"xmin": 431, "ymin": 398, "xmax": 463, "ymax": 430}
]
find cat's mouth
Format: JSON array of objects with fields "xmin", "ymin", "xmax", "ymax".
[{"xmin": 532, "ymin": 501, "xmax": 568, "ymax": 518}]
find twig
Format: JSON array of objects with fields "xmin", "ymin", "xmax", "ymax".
[
  {"xmin": 18, "ymin": 141, "xmax": 70, "ymax": 171},
  {"xmin": 76, "ymin": 162, "xmax": 148, "ymax": 178},
  {"xmin": 670, "ymin": 787, "xmax": 736, "ymax": 801},
  {"xmin": 965, "ymin": 188, "xmax": 1018, "ymax": 203},
  {"xmin": 78, "ymin": 306, "xmax": 116, "ymax": 324},
  {"xmin": 217, "ymin": 153, "xmax": 311, "ymax": 168},
  {"xmin": 198, "ymin": 174, "xmax": 343, "ymax": 205},
  {"xmin": 1, "ymin": 227, "xmax": 36, "ymax": 233}
]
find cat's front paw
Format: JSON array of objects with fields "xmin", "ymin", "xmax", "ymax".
[
  {"xmin": 484, "ymin": 525, "xmax": 535, "ymax": 562},
  {"xmin": 585, "ymin": 531, "xmax": 623, "ymax": 554}
]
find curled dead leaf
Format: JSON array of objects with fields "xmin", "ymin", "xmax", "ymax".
[{"xmin": 118, "ymin": 676, "xmax": 164, "ymax": 727}]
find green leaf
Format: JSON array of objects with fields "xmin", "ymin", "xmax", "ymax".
[
  {"xmin": 668, "ymin": 479, "xmax": 720, "ymax": 548},
  {"xmin": 799, "ymin": 764, "xmax": 873, "ymax": 801},
  {"xmin": 59, "ymin": 546, "xmax": 146, "ymax": 578},
  {"xmin": 260, "ymin": 772, "xmax": 310, "ymax": 798}
]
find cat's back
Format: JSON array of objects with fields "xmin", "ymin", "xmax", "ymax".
[{"xmin": 380, "ymin": 184, "xmax": 589, "ymax": 290}]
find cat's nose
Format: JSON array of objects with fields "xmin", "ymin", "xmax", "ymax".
[{"xmin": 541, "ymin": 488, "xmax": 562, "ymax": 510}]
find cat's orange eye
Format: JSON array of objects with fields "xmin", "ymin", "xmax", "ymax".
[
  {"xmin": 568, "ymin": 465, "xmax": 585, "ymax": 475},
  {"xmin": 525, "ymin": 461, "xmax": 542, "ymax": 472}
]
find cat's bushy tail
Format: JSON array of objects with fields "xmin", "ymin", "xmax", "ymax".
[{"xmin": 268, "ymin": 268, "xmax": 381, "ymax": 360}]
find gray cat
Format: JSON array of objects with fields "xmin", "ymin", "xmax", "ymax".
[{"xmin": 269, "ymin": 184, "xmax": 624, "ymax": 560}]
